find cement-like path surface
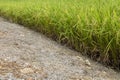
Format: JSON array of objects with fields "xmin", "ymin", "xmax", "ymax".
[{"xmin": 0, "ymin": 17, "xmax": 120, "ymax": 80}]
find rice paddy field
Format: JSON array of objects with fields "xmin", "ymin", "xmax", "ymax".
[{"xmin": 0, "ymin": 0, "xmax": 120, "ymax": 69}]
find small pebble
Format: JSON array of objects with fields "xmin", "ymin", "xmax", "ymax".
[
  {"xmin": 85, "ymin": 60, "xmax": 91, "ymax": 66},
  {"xmin": 20, "ymin": 68, "xmax": 34, "ymax": 74}
]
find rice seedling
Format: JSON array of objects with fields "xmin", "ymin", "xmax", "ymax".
[{"xmin": 0, "ymin": 0, "xmax": 120, "ymax": 69}]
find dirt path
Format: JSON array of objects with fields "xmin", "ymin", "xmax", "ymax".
[{"xmin": 0, "ymin": 17, "xmax": 120, "ymax": 80}]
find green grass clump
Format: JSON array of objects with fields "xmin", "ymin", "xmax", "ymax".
[{"xmin": 0, "ymin": 0, "xmax": 120, "ymax": 69}]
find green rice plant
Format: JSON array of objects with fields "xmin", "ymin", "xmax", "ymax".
[{"xmin": 0, "ymin": 0, "xmax": 120, "ymax": 69}]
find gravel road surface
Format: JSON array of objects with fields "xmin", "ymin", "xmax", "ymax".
[{"xmin": 0, "ymin": 17, "xmax": 120, "ymax": 80}]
